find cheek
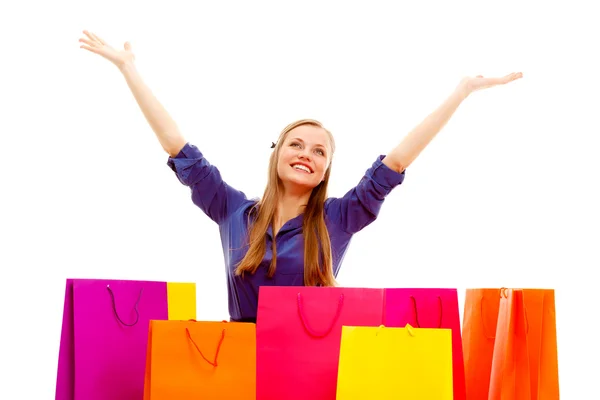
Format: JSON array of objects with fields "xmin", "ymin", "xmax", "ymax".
[
  {"xmin": 277, "ymin": 150, "xmax": 291, "ymax": 168},
  {"xmin": 316, "ymin": 159, "xmax": 329, "ymax": 178}
]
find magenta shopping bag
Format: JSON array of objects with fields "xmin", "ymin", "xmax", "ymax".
[
  {"xmin": 383, "ymin": 288, "xmax": 466, "ymax": 400},
  {"xmin": 256, "ymin": 286, "xmax": 384, "ymax": 400},
  {"xmin": 55, "ymin": 278, "xmax": 195, "ymax": 400}
]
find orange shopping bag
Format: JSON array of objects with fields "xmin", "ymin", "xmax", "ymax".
[
  {"xmin": 463, "ymin": 288, "xmax": 560, "ymax": 400},
  {"xmin": 143, "ymin": 320, "xmax": 256, "ymax": 399},
  {"xmin": 462, "ymin": 289, "xmax": 502, "ymax": 400},
  {"xmin": 489, "ymin": 288, "xmax": 559, "ymax": 400}
]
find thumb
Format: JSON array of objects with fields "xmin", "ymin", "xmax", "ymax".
[{"xmin": 124, "ymin": 41, "xmax": 132, "ymax": 51}]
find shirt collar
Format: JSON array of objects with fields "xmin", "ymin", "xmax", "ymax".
[{"xmin": 266, "ymin": 213, "xmax": 304, "ymax": 238}]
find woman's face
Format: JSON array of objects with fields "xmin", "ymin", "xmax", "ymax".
[{"xmin": 276, "ymin": 124, "xmax": 332, "ymax": 193}]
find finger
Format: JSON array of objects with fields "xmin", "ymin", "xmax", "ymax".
[
  {"xmin": 82, "ymin": 30, "xmax": 105, "ymax": 45},
  {"xmin": 504, "ymin": 72, "xmax": 522, "ymax": 82},
  {"xmin": 79, "ymin": 38, "xmax": 99, "ymax": 47},
  {"xmin": 485, "ymin": 75, "xmax": 514, "ymax": 85},
  {"xmin": 478, "ymin": 77, "xmax": 502, "ymax": 86},
  {"xmin": 82, "ymin": 30, "xmax": 97, "ymax": 42},
  {"xmin": 124, "ymin": 41, "xmax": 132, "ymax": 51},
  {"xmin": 80, "ymin": 44, "xmax": 101, "ymax": 54},
  {"xmin": 90, "ymin": 32, "xmax": 106, "ymax": 45}
]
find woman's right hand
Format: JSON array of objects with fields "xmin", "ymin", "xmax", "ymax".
[{"xmin": 79, "ymin": 30, "xmax": 135, "ymax": 70}]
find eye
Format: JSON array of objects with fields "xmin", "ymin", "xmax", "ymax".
[
  {"xmin": 290, "ymin": 142, "xmax": 301, "ymax": 148},
  {"xmin": 315, "ymin": 148, "xmax": 325, "ymax": 156}
]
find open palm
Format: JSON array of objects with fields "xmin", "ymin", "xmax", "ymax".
[
  {"xmin": 79, "ymin": 30, "xmax": 135, "ymax": 68},
  {"xmin": 460, "ymin": 72, "xmax": 523, "ymax": 95}
]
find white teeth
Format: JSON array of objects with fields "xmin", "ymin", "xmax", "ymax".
[{"xmin": 293, "ymin": 164, "xmax": 311, "ymax": 173}]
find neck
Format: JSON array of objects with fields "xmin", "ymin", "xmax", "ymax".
[{"xmin": 275, "ymin": 187, "xmax": 311, "ymax": 228}]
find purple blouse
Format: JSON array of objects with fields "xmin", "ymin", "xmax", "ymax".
[{"xmin": 168, "ymin": 143, "xmax": 405, "ymax": 321}]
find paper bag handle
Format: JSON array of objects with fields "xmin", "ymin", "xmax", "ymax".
[
  {"xmin": 186, "ymin": 327, "xmax": 225, "ymax": 367},
  {"xmin": 297, "ymin": 293, "xmax": 344, "ymax": 338},
  {"xmin": 410, "ymin": 295, "xmax": 443, "ymax": 328},
  {"xmin": 106, "ymin": 285, "xmax": 143, "ymax": 327}
]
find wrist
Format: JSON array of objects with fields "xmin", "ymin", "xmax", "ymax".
[
  {"xmin": 118, "ymin": 60, "xmax": 137, "ymax": 76},
  {"xmin": 454, "ymin": 81, "xmax": 471, "ymax": 101}
]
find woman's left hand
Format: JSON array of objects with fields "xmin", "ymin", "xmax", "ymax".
[{"xmin": 459, "ymin": 72, "xmax": 523, "ymax": 97}]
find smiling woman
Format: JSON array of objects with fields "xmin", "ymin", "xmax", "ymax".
[
  {"xmin": 277, "ymin": 125, "xmax": 332, "ymax": 193},
  {"xmin": 78, "ymin": 29, "xmax": 522, "ymax": 322}
]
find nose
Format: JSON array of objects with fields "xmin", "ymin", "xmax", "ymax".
[{"xmin": 298, "ymin": 147, "xmax": 311, "ymax": 161}]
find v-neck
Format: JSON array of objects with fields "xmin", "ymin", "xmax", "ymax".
[{"xmin": 268, "ymin": 213, "xmax": 304, "ymax": 238}]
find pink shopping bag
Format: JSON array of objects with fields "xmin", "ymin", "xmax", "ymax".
[
  {"xmin": 55, "ymin": 278, "xmax": 195, "ymax": 400},
  {"xmin": 383, "ymin": 288, "xmax": 466, "ymax": 400},
  {"xmin": 256, "ymin": 286, "xmax": 384, "ymax": 400}
]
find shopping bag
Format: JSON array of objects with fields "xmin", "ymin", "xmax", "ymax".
[
  {"xmin": 533, "ymin": 289, "xmax": 560, "ymax": 399},
  {"xmin": 55, "ymin": 278, "xmax": 196, "ymax": 400},
  {"xmin": 336, "ymin": 324, "xmax": 453, "ymax": 399},
  {"xmin": 489, "ymin": 288, "xmax": 560, "ymax": 400},
  {"xmin": 462, "ymin": 288, "xmax": 501, "ymax": 400},
  {"xmin": 143, "ymin": 320, "xmax": 255, "ymax": 399},
  {"xmin": 256, "ymin": 286, "xmax": 384, "ymax": 400},
  {"xmin": 383, "ymin": 288, "xmax": 466, "ymax": 400}
]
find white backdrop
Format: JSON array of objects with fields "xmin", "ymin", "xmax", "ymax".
[{"xmin": 1, "ymin": 0, "xmax": 599, "ymax": 398}]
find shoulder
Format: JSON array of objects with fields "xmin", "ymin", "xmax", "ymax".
[{"xmin": 225, "ymin": 197, "xmax": 260, "ymax": 223}]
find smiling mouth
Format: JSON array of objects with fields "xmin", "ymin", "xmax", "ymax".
[{"xmin": 291, "ymin": 163, "xmax": 313, "ymax": 173}]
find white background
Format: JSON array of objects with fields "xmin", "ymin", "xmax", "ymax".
[{"xmin": 1, "ymin": 0, "xmax": 598, "ymax": 398}]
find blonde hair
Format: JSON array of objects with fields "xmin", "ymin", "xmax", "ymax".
[{"xmin": 234, "ymin": 119, "xmax": 337, "ymax": 287}]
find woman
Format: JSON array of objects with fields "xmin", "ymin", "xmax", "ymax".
[{"xmin": 79, "ymin": 30, "xmax": 522, "ymax": 323}]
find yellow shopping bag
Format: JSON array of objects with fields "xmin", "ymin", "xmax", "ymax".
[{"xmin": 336, "ymin": 324, "xmax": 454, "ymax": 399}]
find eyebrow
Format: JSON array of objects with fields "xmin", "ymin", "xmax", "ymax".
[{"xmin": 290, "ymin": 137, "xmax": 327, "ymax": 150}]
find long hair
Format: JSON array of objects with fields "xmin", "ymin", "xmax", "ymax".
[{"xmin": 234, "ymin": 119, "xmax": 337, "ymax": 287}]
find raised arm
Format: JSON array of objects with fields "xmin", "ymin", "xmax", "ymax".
[
  {"xmin": 79, "ymin": 30, "xmax": 248, "ymax": 224},
  {"xmin": 325, "ymin": 72, "xmax": 523, "ymax": 235},
  {"xmin": 382, "ymin": 72, "xmax": 523, "ymax": 173},
  {"xmin": 79, "ymin": 30, "xmax": 185, "ymax": 157}
]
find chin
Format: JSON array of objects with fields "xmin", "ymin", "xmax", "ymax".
[{"xmin": 281, "ymin": 174, "xmax": 319, "ymax": 191}]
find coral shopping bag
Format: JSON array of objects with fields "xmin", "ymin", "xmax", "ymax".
[
  {"xmin": 383, "ymin": 288, "xmax": 466, "ymax": 400},
  {"xmin": 143, "ymin": 320, "xmax": 255, "ymax": 399},
  {"xmin": 256, "ymin": 286, "xmax": 384, "ymax": 400},
  {"xmin": 336, "ymin": 324, "xmax": 454, "ymax": 399},
  {"xmin": 488, "ymin": 288, "xmax": 560, "ymax": 400},
  {"xmin": 55, "ymin": 278, "xmax": 196, "ymax": 400}
]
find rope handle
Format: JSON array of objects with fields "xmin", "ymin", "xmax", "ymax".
[
  {"xmin": 106, "ymin": 285, "xmax": 143, "ymax": 327},
  {"xmin": 186, "ymin": 327, "xmax": 226, "ymax": 367},
  {"xmin": 486, "ymin": 288, "xmax": 529, "ymax": 338},
  {"xmin": 297, "ymin": 293, "xmax": 344, "ymax": 338},
  {"xmin": 409, "ymin": 295, "xmax": 443, "ymax": 328}
]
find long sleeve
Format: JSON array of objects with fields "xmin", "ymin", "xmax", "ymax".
[
  {"xmin": 325, "ymin": 155, "xmax": 405, "ymax": 234},
  {"xmin": 168, "ymin": 143, "xmax": 249, "ymax": 225}
]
